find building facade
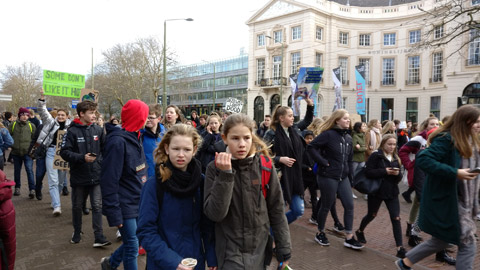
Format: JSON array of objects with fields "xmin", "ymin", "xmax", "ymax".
[
  {"xmin": 169, "ymin": 54, "xmax": 248, "ymax": 116},
  {"xmin": 246, "ymin": 0, "xmax": 480, "ymax": 124}
]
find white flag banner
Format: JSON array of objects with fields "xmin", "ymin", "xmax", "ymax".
[{"xmin": 332, "ymin": 67, "xmax": 343, "ymax": 112}]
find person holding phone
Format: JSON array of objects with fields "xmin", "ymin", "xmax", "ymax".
[
  {"xmin": 396, "ymin": 105, "xmax": 480, "ymax": 270},
  {"xmin": 354, "ymin": 134, "xmax": 406, "ymax": 258}
]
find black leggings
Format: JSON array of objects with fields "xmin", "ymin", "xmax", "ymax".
[{"xmin": 359, "ymin": 195, "xmax": 403, "ymax": 247}]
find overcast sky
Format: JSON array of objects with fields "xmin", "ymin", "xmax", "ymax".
[{"xmin": 0, "ymin": 0, "xmax": 269, "ymax": 76}]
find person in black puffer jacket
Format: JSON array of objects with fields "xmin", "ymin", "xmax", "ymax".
[
  {"xmin": 307, "ymin": 109, "xmax": 363, "ymax": 250},
  {"xmin": 354, "ymin": 134, "xmax": 406, "ymax": 259}
]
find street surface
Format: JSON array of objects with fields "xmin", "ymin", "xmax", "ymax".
[{"xmin": 8, "ymin": 159, "xmax": 475, "ymax": 269}]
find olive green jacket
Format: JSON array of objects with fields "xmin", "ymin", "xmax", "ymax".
[{"xmin": 8, "ymin": 120, "xmax": 35, "ymax": 156}]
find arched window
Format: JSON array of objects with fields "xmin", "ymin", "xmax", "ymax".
[
  {"xmin": 270, "ymin": 94, "xmax": 280, "ymax": 114},
  {"xmin": 254, "ymin": 96, "xmax": 265, "ymax": 123}
]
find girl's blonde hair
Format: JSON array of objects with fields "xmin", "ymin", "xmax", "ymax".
[
  {"xmin": 307, "ymin": 118, "xmax": 324, "ymax": 136},
  {"xmin": 161, "ymin": 105, "xmax": 185, "ymax": 129},
  {"xmin": 416, "ymin": 116, "xmax": 438, "ymax": 135},
  {"xmin": 428, "ymin": 105, "xmax": 480, "ymax": 158},
  {"xmin": 367, "ymin": 119, "xmax": 379, "ymax": 129},
  {"xmin": 318, "ymin": 109, "xmax": 351, "ymax": 133},
  {"xmin": 270, "ymin": 105, "xmax": 292, "ymax": 131},
  {"xmin": 381, "ymin": 121, "xmax": 395, "ymax": 135},
  {"xmin": 154, "ymin": 124, "xmax": 202, "ymax": 182},
  {"xmin": 207, "ymin": 112, "xmax": 222, "ymax": 132},
  {"xmin": 222, "ymin": 113, "xmax": 271, "ymax": 158},
  {"xmin": 379, "ymin": 134, "xmax": 402, "ymax": 166}
]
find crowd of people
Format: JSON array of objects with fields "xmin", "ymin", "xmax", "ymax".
[{"xmin": 0, "ymin": 91, "xmax": 479, "ymax": 270}]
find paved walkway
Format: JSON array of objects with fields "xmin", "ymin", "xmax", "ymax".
[{"xmin": 8, "ymin": 160, "xmax": 475, "ymax": 269}]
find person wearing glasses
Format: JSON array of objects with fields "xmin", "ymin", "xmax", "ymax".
[{"xmin": 141, "ymin": 104, "xmax": 165, "ymax": 178}]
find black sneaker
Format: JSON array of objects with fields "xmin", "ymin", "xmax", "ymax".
[
  {"xmin": 93, "ymin": 236, "xmax": 112, "ymax": 248},
  {"xmin": 395, "ymin": 259, "xmax": 412, "ymax": 270},
  {"xmin": 100, "ymin": 257, "xmax": 112, "ymax": 270},
  {"xmin": 402, "ymin": 191, "xmax": 412, "ymax": 203},
  {"xmin": 396, "ymin": 247, "xmax": 407, "ymax": 258},
  {"xmin": 333, "ymin": 222, "xmax": 345, "ymax": 233},
  {"xmin": 70, "ymin": 232, "xmax": 82, "ymax": 244},
  {"xmin": 408, "ymin": 235, "xmax": 423, "ymax": 247},
  {"xmin": 314, "ymin": 232, "xmax": 330, "ymax": 246},
  {"xmin": 308, "ymin": 218, "xmax": 318, "ymax": 225},
  {"xmin": 344, "ymin": 236, "xmax": 364, "ymax": 250},
  {"xmin": 83, "ymin": 207, "xmax": 90, "ymax": 215},
  {"xmin": 355, "ymin": 230, "xmax": 367, "ymax": 244},
  {"xmin": 62, "ymin": 186, "xmax": 69, "ymax": 196},
  {"xmin": 13, "ymin": 188, "xmax": 20, "ymax": 196},
  {"xmin": 36, "ymin": 190, "xmax": 42, "ymax": 200},
  {"xmin": 29, "ymin": 190, "xmax": 35, "ymax": 199}
]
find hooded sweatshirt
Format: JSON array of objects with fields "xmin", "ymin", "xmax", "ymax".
[{"xmin": 101, "ymin": 100, "xmax": 149, "ymax": 226}]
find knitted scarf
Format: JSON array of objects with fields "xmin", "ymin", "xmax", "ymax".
[{"xmin": 159, "ymin": 158, "xmax": 202, "ymax": 198}]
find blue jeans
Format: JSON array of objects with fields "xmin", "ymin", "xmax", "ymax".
[
  {"xmin": 110, "ymin": 218, "xmax": 138, "ymax": 270},
  {"xmin": 35, "ymin": 157, "xmax": 46, "ymax": 193},
  {"xmin": 286, "ymin": 195, "xmax": 304, "ymax": 224},
  {"xmin": 12, "ymin": 154, "xmax": 35, "ymax": 190},
  {"xmin": 46, "ymin": 147, "xmax": 67, "ymax": 208}
]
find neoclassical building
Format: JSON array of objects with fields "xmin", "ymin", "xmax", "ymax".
[{"xmin": 246, "ymin": 0, "xmax": 480, "ymax": 123}]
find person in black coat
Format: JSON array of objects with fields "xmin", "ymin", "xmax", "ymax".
[
  {"xmin": 196, "ymin": 113, "xmax": 222, "ymax": 173},
  {"xmin": 354, "ymin": 134, "xmax": 406, "ymax": 258},
  {"xmin": 263, "ymin": 98, "xmax": 314, "ymax": 225},
  {"xmin": 307, "ymin": 109, "xmax": 363, "ymax": 250}
]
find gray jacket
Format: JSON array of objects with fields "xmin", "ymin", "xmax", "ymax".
[
  {"xmin": 204, "ymin": 154, "xmax": 291, "ymax": 269},
  {"xmin": 36, "ymin": 99, "xmax": 71, "ymax": 147}
]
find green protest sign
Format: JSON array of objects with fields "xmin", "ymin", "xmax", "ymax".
[{"xmin": 43, "ymin": 70, "xmax": 85, "ymax": 98}]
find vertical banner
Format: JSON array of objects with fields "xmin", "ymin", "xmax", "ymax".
[
  {"xmin": 291, "ymin": 67, "xmax": 323, "ymax": 116},
  {"xmin": 355, "ymin": 65, "xmax": 366, "ymax": 115},
  {"xmin": 332, "ymin": 67, "xmax": 343, "ymax": 112}
]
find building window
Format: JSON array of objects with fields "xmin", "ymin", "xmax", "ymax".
[
  {"xmin": 273, "ymin": 55, "xmax": 282, "ymax": 79},
  {"xmin": 430, "ymin": 96, "xmax": 441, "ymax": 118},
  {"xmin": 274, "ymin": 30, "xmax": 283, "ymax": 43},
  {"xmin": 339, "ymin": 32, "xmax": 349, "ymax": 45},
  {"xmin": 342, "ymin": 97, "xmax": 347, "ymax": 109},
  {"xmin": 384, "ymin": 33, "xmax": 396, "ymax": 46},
  {"xmin": 257, "ymin": 58, "xmax": 265, "ymax": 83},
  {"xmin": 409, "ymin": 30, "xmax": 421, "ymax": 44},
  {"xmin": 434, "ymin": 25, "xmax": 444, "ymax": 39},
  {"xmin": 381, "ymin": 98, "xmax": 394, "ymax": 121},
  {"xmin": 359, "ymin": 34, "xmax": 371, "ymax": 46},
  {"xmin": 407, "ymin": 56, "xmax": 420, "ymax": 85},
  {"xmin": 315, "ymin": 52, "xmax": 323, "ymax": 67},
  {"xmin": 406, "ymin": 97, "xmax": 418, "ymax": 123},
  {"xmin": 468, "ymin": 28, "xmax": 480, "ymax": 65},
  {"xmin": 382, "ymin": 58, "xmax": 395, "ymax": 85},
  {"xmin": 316, "ymin": 26, "xmax": 323, "ymax": 40},
  {"xmin": 339, "ymin": 57, "xmax": 348, "ymax": 85},
  {"xmin": 292, "ymin": 26, "xmax": 301, "ymax": 41},
  {"xmin": 291, "ymin": 52, "xmax": 301, "ymax": 75},
  {"xmin": 359, "ymin": 58, "xmax": 370, "ymax": 85},
  {"xmin": 257, "ymin": 34, "xmax": 265, "ymax": 47},
  {"xmin": 432, "ymin": 52, "xmax": 443, "ymax": 82},
  {"xmin": 474, "ymin": 0, "xmax": 480, "ymax": 5}
]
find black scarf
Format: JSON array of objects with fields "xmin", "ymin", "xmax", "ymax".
[
  {"xmin": 273, "ymin": 123, "xmax": 305, "ymax": 203},
  {"xmin": 157, "ymin": 158, "xmax": 202, "ymax": 198}
]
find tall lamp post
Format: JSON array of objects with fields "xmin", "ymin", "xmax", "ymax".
[
  {"xmin": 163, "ymin": 18, "xmax": 193, "ymax": 114},
  {"xmin": 265, "ymin": 35, "xmax": 284, "ymax": 106}
]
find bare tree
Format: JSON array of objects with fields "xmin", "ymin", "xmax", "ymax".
[
  {"xmin": 417, "ymin": 0, "xmax": 480, "ymax": 59},
  {"xmin": 0, "ymin": 62, "xmax": 42, "ymax": 112}
]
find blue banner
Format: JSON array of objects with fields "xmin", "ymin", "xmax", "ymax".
[
  {"xmin": 355, "ymin": 65, "xmax": 366, "ymax": 115},
  {"xmin": 291, "ymin": 67, "xmax": 323, "ymax": 116}
]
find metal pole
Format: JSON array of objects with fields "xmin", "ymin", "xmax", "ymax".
[
  {"xmin": 163, "ymin": 20, "xmax": 167, "ymax": 115},
  {"xmin": 91, "ymin": 48, "xmax": 94, "ymax": 90},
  {"xmin": 213, "ymin": 64, "xmax": 216, "ymax": 111},
  {"xmin": 280, "ymin": 43, "xmax": 284, "ymax": 106}
]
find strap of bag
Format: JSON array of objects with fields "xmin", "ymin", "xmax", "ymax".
[{"xmin": 260, "ymin": 155, "xmax": 272, "ymax": 198}]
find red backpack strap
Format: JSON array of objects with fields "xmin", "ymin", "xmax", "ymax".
[{"xmin": 260, "ymin": 155, "xmax": 272, "ymax": 198}]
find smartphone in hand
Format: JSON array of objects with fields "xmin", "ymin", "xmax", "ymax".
[
  {"xmin": 89, "ymin": 153, "xmax": 97, "ymax": 157},
  {"xmin": 469, "ymin": 167, "xmax": 480, "ymax": 173}
]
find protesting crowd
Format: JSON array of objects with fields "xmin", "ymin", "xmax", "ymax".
[{"xmin": 0, "ymin": 91, "xmax": 480, "ymax": 270}]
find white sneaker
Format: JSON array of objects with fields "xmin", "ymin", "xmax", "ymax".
[
  {"xmin": 116, "ymin": 229, "xmax": 122, "ymax": 240},
  {"xmin": 363, "ymin": 194, "xmax": 368, "ymax": 200},
  {"xmin": 352, "ymin": 193, "xmax": 358, "ymax": 199},
  {"xmin": 476, "ymin": 213, "xmax": 480, "ymax": 221},
  {"xmin": 53, "ymin": 207, "xmax": 62, "ymax": 216}
]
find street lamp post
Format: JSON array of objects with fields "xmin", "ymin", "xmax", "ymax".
[
  {"xmin": 265, "ymin": 35, "xmax": 284, "ymax": 106},
  {"xmin": 163, "ymin": 18, "xmax": 193, "ymax": 115}
]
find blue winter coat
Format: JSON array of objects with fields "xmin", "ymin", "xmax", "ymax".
[
  {"xmin": 141, "ymin": 123, "xmax": 165, "ymax": 178},
  {"xmin": 0, "ymin": 128, "xmax": 13, "ymax": 157},
  {"xmin": 137, "ymin": 175, "xmax": 217, "ymax": 270},
  {"xmin": 100, "ymin": 128, "xmax": 147, "ymax": 227}
]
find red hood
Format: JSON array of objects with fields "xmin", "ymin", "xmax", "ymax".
[
  {"xmin": 121, "ymin": 99, "xmax": 149, "ymax": 132},
  {"xmin": 73, "ymin": 118, "xmax": 91, "ymax": 126}
]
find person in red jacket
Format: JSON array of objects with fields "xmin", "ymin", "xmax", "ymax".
[{"xmin": 0, "ymin": 170, "xmax": 16, "ymax": 270}]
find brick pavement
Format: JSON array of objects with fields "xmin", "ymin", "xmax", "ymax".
[{"xmin": 8, "ymin": 158, "xmax": 477, "ymax": 270}]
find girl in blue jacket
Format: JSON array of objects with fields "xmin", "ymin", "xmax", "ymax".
[{"xmin": 137, "ymin": 124, "xmax": 217, "ymax": 270}]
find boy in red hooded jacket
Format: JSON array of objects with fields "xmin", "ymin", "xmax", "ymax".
[{"xmin": 0, "ymin": 170, "xmax": 16, "ymax": 270}]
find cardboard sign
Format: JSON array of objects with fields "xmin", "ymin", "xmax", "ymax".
[
  {"xmin": 224, "ymin": 98, "xmax": 243, "ymax": 113},
  {"xmin": 43, "ymin": 70, "xmax": 85, "ymax": 98},
  {"xmin": 80, "ymin": 88, "xmax": 99, "ymax": 103},
  {"xmin": 53, "ymin": 130, "xmax": 69, "ymax": 170},
  {"xmin": 350, "ymin": 113, "xmax": 362, "ymax": 125}
]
